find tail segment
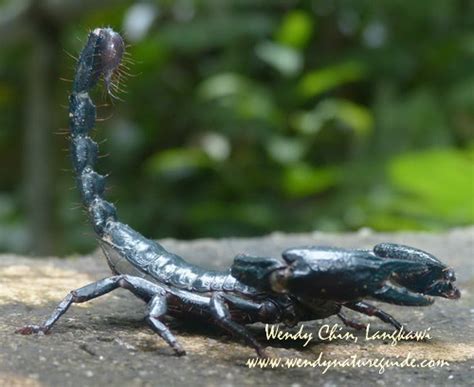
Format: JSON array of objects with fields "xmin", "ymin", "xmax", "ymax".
[{"xmin": 69, "ymin": 28, "xmax": 120, "ymax": 236}]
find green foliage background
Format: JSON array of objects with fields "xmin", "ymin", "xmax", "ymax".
[{"xmin": 0, "ymin": 0, "xmax": 473, "ymax": 255}]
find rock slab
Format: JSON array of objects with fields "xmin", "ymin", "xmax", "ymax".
[{"xmin": 1, "ymin": 228, "xmax": 473, "ymax": 386}]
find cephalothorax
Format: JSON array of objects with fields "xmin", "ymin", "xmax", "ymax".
[{"xmin": 17, "ymin": 28, "xmax": 460, "ymax": 357}]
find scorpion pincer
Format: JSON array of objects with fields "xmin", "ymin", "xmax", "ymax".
[{"xmin": 16, "ymin": 28, "xmax": 460, "ymax": 357}]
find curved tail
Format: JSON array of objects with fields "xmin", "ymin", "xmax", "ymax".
[
  {"xmin": 68, "ymin": 28, "xmax": 218, "ymax": 288},
  {"xmin": 69, "ymin": 28, "xmax": 118, "ymax": 237},
  {"xmin": 68, "ymin": 28, "xmax": 167, "ymax": 268}
]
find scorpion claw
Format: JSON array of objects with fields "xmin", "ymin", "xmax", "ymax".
[
  {"xmin": 372, "ymin": 284, "xmax": 435, "ymax": 306},
  {"xmin": 374, "ymin": 243, "xmax": 461, "ymax": 300}
]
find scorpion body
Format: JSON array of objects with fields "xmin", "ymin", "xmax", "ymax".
[{"xmin": 17, "ymin": 28, "xmax": 460, "ymax": 357}]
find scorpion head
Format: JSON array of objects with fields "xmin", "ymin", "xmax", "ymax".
[{"xmin": 231, "ymin": 254, "xmax": 286, "ymax": 291}]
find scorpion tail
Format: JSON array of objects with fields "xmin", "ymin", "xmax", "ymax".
[
  {"xmin": 68, "ymin": 28, "xmax": 204, "ymax": 280},
  {"xmin": 69, "ymin": 28, "xmax": 121, "ymax": 237}
]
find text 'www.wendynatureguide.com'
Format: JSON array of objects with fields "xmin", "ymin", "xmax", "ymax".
[{"xmin": 246, "ymin": 352, "xmax": 449, "ymax": 374}]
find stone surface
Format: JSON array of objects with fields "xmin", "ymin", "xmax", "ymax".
[{"xmin": 0, "ymin": 228, "xmax": 473, "ymax": 387}]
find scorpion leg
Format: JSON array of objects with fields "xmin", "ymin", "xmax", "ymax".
[
  {"xmin": 337, "ymin": 311, "xmax": 366, "ymax": 330},
  {"xmin": 209, "ymin": 293, "xmax": 267, "ymax": 357},
  {"xmin": 218, "ymin": 293, "xmax": 284, "ymax": 323},
  {"xmin": 344, "ymin": 301, "xmax": 402, "ymax": 330},
  {"xmin": 16, "ymin": 275, "xmax": 179, "ymax": 350},
  {"xmin": 146, "ymin": 293, "xmax": 186, "ymax": 356}
]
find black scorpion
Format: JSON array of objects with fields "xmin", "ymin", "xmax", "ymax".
[{"xmin": 17, "ymin": 28, "xmax": 461, "ymax": 357}]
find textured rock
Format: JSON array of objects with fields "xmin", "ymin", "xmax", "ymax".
[{"xmin": 1, "ymin": 228, "xmax": 473, "ymax": 386}]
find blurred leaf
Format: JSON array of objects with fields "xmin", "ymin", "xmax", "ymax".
[
  {"xmin": 145, "ymin": 148, "xmax": 211, "ymax": 177},
  {"xmin": 321, "ymin": 99, "xmax": 373, "ymax": 135},
  {"xmin": 189, "ymin": 201, "xmax": 276, "ymax": 231},
  {"xmin": 123, "ymin": 3, "xmax": 158, "ymax": 42},
  {"xmin": 366, "ymin": 214, "xmax": 427, "ymax": 231},
  {"xmin": 238, "ymin": 92, "xmax": 276, "ymax": 122},
  {"xmin": 461, "ymin": 34, "xmax": 474, "ymax": 54},
  {"xmin": 292, "ymin": 110, "xmax": 324, "ymax": 135},
  {"xmin": 0, "ymin": 193, "xmax": 15, "ymax": 219},
  {"xmin": 198, "ymin": 73, "xmax": 250, "ymax": 99},
  {"xmin": 299, "ymin": 61, "xmax": 366, "ymax": 98},
  {"xmin": 199, "ymin": 132, "xmax": 231, "ymax": 161},
  {"xmin": 266, "ymin": 136, "xmax": 306, "ymax": 164},
  {"xmin": 0, "ymin": 84, "xmax": 12, "ymax": 105},
  {"xmin": 158, "ymin": 14, "xmax": 274, "ymax": 52},
  {"xmin": 448, "ymin": 77, "xmax": 474, "ymax": 111},
  {"xmin": 255, "ymin": 41, "xmax": 302, "ymax": 76},
  {"xmin": 389, "ymin": 148, "xmax": 474, "ymax": 223},
  {"xmin": 276, "ymin": 10, "xmax": 315, "ymax": 48},
  {"xmin": 293, "ymin": 99, "xmax": 373, "ymax": 136},
  {"xmin": 131, "ymin": 37, "xmax": 169, "ymax": 72},
  {"xmin": 198, "ymin": 73, "xmax": 276, "ymax": 122},
  {"xmin": 283, "ymin": 163, "xmax": 340, "ymax": 197}
]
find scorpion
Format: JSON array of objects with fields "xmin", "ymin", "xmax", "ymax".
[{"xmin": 17, "ymin": 28, "xmax": 460, "ymax": 357}]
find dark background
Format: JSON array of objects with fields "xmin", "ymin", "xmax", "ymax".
[{"xmin": 0, "ymin": 0, "xmax": 472, "ymax": 256}]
